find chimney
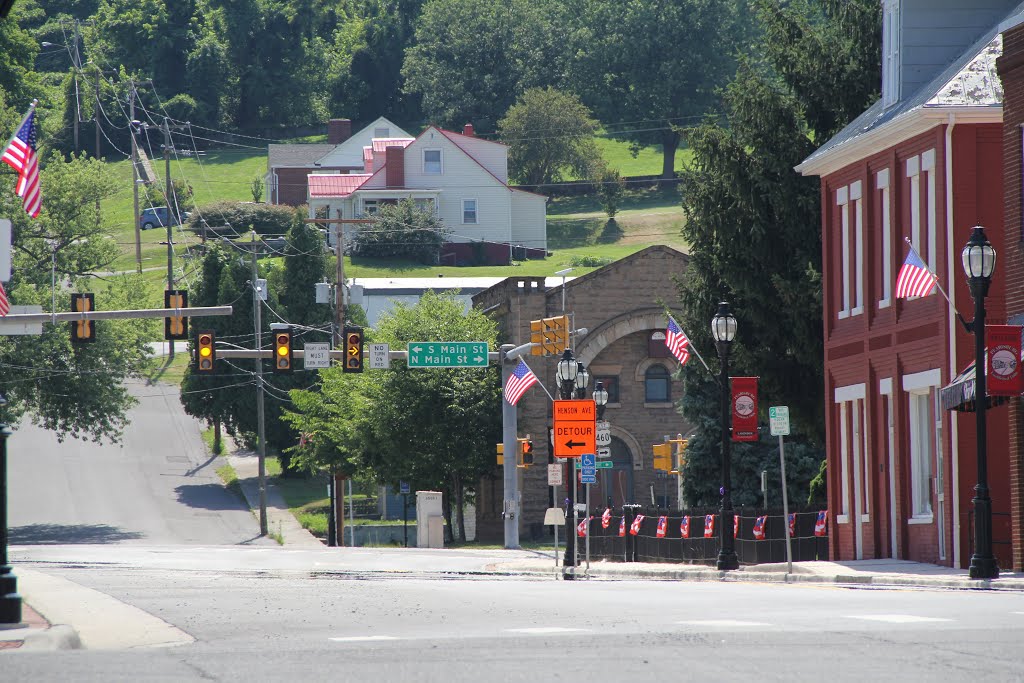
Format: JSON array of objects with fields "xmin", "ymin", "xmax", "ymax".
[
  {"xmin": 462, "ymin": 123, "xmax": 475, "ymax": 137},
  {"xmin": 385, "ymin": 145, "xmax": 405, "ymax": 188},
  {"xmin": 328, "ymin": 118, "xmax": 352, "ymax": 144}
]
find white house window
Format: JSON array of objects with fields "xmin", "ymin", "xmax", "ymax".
[
  {"xmin": 882, "ymin": 0, "xmax": 901, "ymax": 108},
  {"xmin": 851, "ymin": 180, "xmax": 863, "ymax": 316},
  {"xmin": 424, "ymin": 149, "xmax": 442, "ymax": 174},
  {"xmin": 374, "ymin": 127, "xmax": 390, "ymax": 138},
  {"xmin": 836, "ymin": 185, "xmax": 864, "ymax": 318},
  {"xmin": 905, "ymin": 151, "xmax": 938, "ymax": 286},
  {"xmin": 877, "ymin": 169, "xmax": 892, "ymax": 308},
  {"xmin": 362, "ymin": 199, "xmax": 379, "ymax": 215},
  {"xmin": 462, "ymin": 198, "xmax": 478, "ymax": 224},
  {"xmin": 414, "ymin": 198, "xmax": 435, "ymax": 214},
  {"xmin": 922, "ymin": 149, "xmax": 936, "ymax": 272},
  {"xmin": 903, "ymin": 368, "xmax": 941, "ymax": 522},
  {"xmin": 834, "ymin": 383, "xmax": 866, "ymax": 524}
]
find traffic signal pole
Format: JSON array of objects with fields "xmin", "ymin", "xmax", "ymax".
[{"xmin": 251, "ymin": 236, "xmax": 268, "ymax": 536}]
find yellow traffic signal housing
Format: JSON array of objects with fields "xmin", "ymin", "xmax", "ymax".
[
  {"xmin": 518, "ymin": 436, "xmax": 534, "ymax": 467},
  {"xmin": 343, "ymin": 326, "xmax": 363, "ymax": 373},
  {"xmin": 70, "ymin": 293, "xmax": 96, "ymax": 344},
  {"xmin": 272, "ymin": 325, "xmax": 293, "ymax": 374},
  {"xmin": 529, "ymin": 315, "xmax": 569, "ymax": 356},
  {"xmin": 652, "ymin": 442, "xmax": 672, "ymax": 472},
  {"xmin": 164, "ymin": 290, "xmax": 189, "ymax": 341},
  {"xmin": 196, "ymin": 330, "xmax": 216, "ymax": 373},
  {"xmin": 496, "ymin": 443, "xmax": 504, "ymax": 466},
  {"xmin": 668, "ymin": 437, "xmax": 688, "ymax": 474}
]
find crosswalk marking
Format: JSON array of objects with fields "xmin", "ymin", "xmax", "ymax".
[
  {"xmin": 506, "ymin": 627, "xmax": 589, "ymax": 635},
  {"xmin": 676, "ymin": 620, "xmax": 770, "ymax": 627},
  {"xmin": 847, "ymin": 615, "xmax": 952, "ymax": 624},
  {"xmin": 329, "ymin": 635, "xmax": 400, "ymax": 642}
]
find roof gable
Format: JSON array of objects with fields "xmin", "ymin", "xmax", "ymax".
[{"xmin": 314, "ymin": 116, "xmax": 412, "ymax": 168}]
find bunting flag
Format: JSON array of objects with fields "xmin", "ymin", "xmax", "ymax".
[
  {"xmin": 753, "ymin": 515, "xmax": 767, "ymax": 541},
  {"xmin": 655, "ymin": 516, "xmax": 668, "ymax": 538},
  {"xmin": 814, "ymin": 510, "xmax": 828, "ymax": 537},
  {"xmin": 734, "ymin": 515, "xmax": 739, "ymax": 539},
  {"xmin": 601, "ymin": 508, "xmax": 612, "ymax": 529},
  {"xmin": 629, "ymin": 514, "xmax": 645, "ymax": 536},
  {"xmin": 680, "ymin": 515, "xmax": 690, "ymax": 538},
  {"xmin": 577, "ymin": 516, "xmax": 590, "ymax": 538},
  {"xmin": 895, "ymin": 249, "xmax": 937, "ymax": 299},
  {"xmin": 0, "ymin": 282, "xmax": 9, "ymax": 317},
  {"xmin": 704, "ymin": 514, "xmax": 715, "ymax": 538},
  {"xmin": 788, "ymin": 513, "xmax": 796, "ymax": 538},
  {"xmin": 665, "ymin": 316, "xmax": 691, "ymax": 365},
  {"xmin": 1, "ymin": 101, "xmax": 42, "ymax": 218},
  {"xmin": 504, "ymin": 358, "xmax": 539, "ymax": 405},
  {"xmin": 618, "ymin": 516, "xmax": 626, "ymax": 537}
]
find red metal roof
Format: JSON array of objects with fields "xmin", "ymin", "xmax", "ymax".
[
  {"xmin": 371, "ymin": 138, "xmax": 414, "ymax": 153},
  {"xmin": 308, "ymin": 174, "xmax": 372, "ymax": 198}
]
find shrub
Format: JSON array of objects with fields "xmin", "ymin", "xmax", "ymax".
[
  {"xmin": 352, "ymin": 199, "xmax": 449, "ymax": 263},
  {"xmin": 187, "ymin": 200, "xmax": 295, "ymax": 237}
]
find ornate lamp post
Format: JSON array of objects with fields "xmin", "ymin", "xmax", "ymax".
[
  {"xmin": 962, "ymin": 226, "xmax": 999, "ymax": 580},
  {"xmin": 0, "ymin": 393, "xmax": 20, "ymax": 624},
  {"xmin": 556, "ymin": 350, "xmax": 580, "ymax": 578},
  {"xmin": 711, "ymin": 302, "xmax": 739, "ymax": 571},
  {"xmin": 574, "ymin": 362, "xmax": 590, "ymax": 399}
]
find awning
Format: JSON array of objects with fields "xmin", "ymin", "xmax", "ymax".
[{"xmin": 939, "ymin": 358, "xmax": 1012, "ymax": 412}]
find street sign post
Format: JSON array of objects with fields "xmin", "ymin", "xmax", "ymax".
[
  {"xmin": 303, "ymin": 342, "xmax": 330, "ymax": 369},
  {"xmin": 769, "ymin": 405, "xmax": 790, "ymax": 436},
  {"xmin": 369, "ymin": 343, "xmax": 390, "ymax": 369},
  {"xmin": 580, "ymin": 453, "xmax": 596, "ymax": 484},
  {"xmin": 596, "ymin": 420, "xmax": 611, "ymax": 447},
  {"xmin": 770, "ymin": 405, "xmax": 793, "ymax": 575},
  {"xmin": 597, "ymin": 446, "xmax": 611, "ymax": 459},
  {"xmin": 407, "ymin": 341, "xmax": 488, "ymax": 368},
  {"xmin": 547, "ymin": 464, "xmax": 563, "ymax": 487},
  {"xmin": 575, "ymin": 459, "xmax": 612, "ymax": 469},
  {"xmin": 552, "ymin": 399, "xmax": 596, "ymax": 458}
]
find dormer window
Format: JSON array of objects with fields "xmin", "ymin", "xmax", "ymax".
[{"xmin": 882, "ymin": 0, "xmax": 901, "ymax": 108}]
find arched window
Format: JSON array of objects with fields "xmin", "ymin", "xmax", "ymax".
[{"xmin": 645, "ymin": 364, "xmax": 671, "ymax": 403}]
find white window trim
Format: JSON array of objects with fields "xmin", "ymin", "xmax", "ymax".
[
  {"xmin": 837, "ymin": 186, "xmax": 851, "ymax": 319},
  {"xmin": 423, "ymin": 148, "xmax": 443, "ymax": 175},
  {"xmin": 880, "ymin": 377, "xmax": 898, "ymax": 558},
  {"xmin": 882, "ymin": 0, "xmax": 901, "ymax": 108},
  {"xmin": 851, "ymin": 180, "xmax": 864, "ymax": 316},
  {"xmin": 922, "ymin": 149, "xmax": 937, "ymax": 274},
  {"xmin": 877, "ymin": 169, "xmax": 892, "ymax": 308},
  {"xmin": 833, "ymin": 382, "xmax": 864, "ymax": 524},
  {"xmin": 902, "ymin": 368, "xmax": 941, "ymax": 392},
  {"xmin": 908, "ymin": 390, "xmax": 933, "ymax": 520},
  {"xmin": 834, "ymin": 383, "xmax": 865, "ymax": 403},
  {"xmin": 462, "ymin": 198, "xmax": 478, "ymax": 224},
  {"xmin": 903, "ymin": 368, "xmax": 940, "ymax": 521},
  {"xmin": 907, "ymin": 155, "xmax": 921, "ymax": 264}
]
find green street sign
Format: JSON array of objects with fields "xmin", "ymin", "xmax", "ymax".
[
  {"xmin": 407, "ymin": 342, "xmax": 489, "ymax": 368},
  {"xmin": 575, "ymin": 460, "xmax": 614, "ymax": 469}
]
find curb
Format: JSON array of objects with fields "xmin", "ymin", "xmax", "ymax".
[{"xmin": 19, "ymin": 625, "xmax": 82, "ymax": 651}]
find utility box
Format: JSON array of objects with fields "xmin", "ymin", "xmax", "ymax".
[{"xmin": 416, "ymin": 490, "xmax": 444, "ymax": 549}]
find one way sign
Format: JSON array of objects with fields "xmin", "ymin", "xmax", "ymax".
[{"xmin": 552, "ymin": 399, "xmax": 596, "ymax": 458}]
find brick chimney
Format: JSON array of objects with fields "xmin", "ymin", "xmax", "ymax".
[
  {"xmin": 327, "ymin": 118, "xmax": 352, "ymax": 144},
  {"xmin": 462, "ymin": 123, "xmax": 475, "ymax": 137},
  {"xmin": 385, "ymin": 145, "xmax": 405, "ymax": 188}
]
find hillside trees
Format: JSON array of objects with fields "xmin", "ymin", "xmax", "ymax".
[{"xmin": 675, "ymin": 0, "xmax": 881, "ymax": 505}]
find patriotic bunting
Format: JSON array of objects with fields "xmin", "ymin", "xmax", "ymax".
[
  {"xmin": 753, "ymin": 516, "xmax": 767, "ymax": 541},
  {"xmin": 629, "ymin": 514, "xmax": 645, "ymax": 536},
  {"xmin": 601, "ymin": 508, "xmax": 612, "ymax": 529},
  {"xmin": 814, "ymin": 510, "xmax": 828, "ymax": 537},
  {"xmin": 704, "ymin": 514, "xmax": 715, "ymax": 538},
  {"xmin": 618, "ymin": 516, "xmax": 626, "ymax": 537},
  {"xmin": 788, "ymin": 513, "xmax": 796, "ymax": 538},
  {"xmin": 577, "ymin": 516, "xmax": 590, "ymax": 538},
  {"xmin": 680, "ymin": 516, "xmax": 690, "ymax": 539},
  {"xmin": 655, "ymin": 516, "xmax": 668, "ymax": 538},
  {"xmin": 733, "ymin": 515, "xmax": 739, "ymax": 539}
]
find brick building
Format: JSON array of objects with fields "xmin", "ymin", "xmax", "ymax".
[{"xmin": 470, "ymin": 246, "xmax": 693, "ymax": 541}]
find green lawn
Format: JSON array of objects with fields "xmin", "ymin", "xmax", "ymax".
[{"xmin": 593, "ymin": 135, "xmax": 691, "ymax": 177}]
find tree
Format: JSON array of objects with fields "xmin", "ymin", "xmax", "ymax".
[
  {"xmin": 0, "ymin": 153, "xmax": 156, "ymax": 442},
  {"xmin": 351, "ymin": 199, "xmax": 448, "ymax": 264},
  {"xmin": 568, "ymin": 0, "xmax": 746, "ymax": 181},
  {"xmin": 498, "ymin": 87, "xmax": 603, "ymax": 188},
  {"xmin": 401, "ymin": 0, "xmax": 566, "ymax": 132},
  {"xmin": 674, "ymin": 0, "xmax": 880, "ymax": 505}
]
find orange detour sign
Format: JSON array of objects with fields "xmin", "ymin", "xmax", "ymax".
[{"xmin": 552, "ymin": 399, "xmax": 596, "ymax": 458}]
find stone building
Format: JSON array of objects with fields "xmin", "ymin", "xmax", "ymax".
[{"xmin": 471, "ymin": 245, "xmax": 693, "ymax": 541}]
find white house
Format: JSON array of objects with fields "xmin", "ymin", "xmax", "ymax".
[{"xmin": 306, "ymin": 124, "xmax": 548, "ymax": 266}]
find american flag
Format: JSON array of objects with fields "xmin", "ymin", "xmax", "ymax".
[
  {"xmin": 601, "ymin": 508, "xmax": 611, "ymax": 529},
  {"xmin": 655, "ymin": 515, "xmax": 668, "ymax": 538},
  {"xmin": 665, "ymin": 316, "xmax": 691, "ymax": 365},
  {"xmin": 2, "ymin": 103, "xmax": 41, "ymax": 218},
  {"xmin": 753, "ymin": 515, "xmax": 766, "ymax": 541},
  {"xmin": 814, "ymin": 510, "xmax": 828, "ymax": 537},
  {"xmin": 703, "ymin": 514, "xmax": 715, "ymax": 538},
  {"xmin": 895, "ymin": 250, "xmax": 937, "ymax": 299},
  {"xmin": 680, "ymin": 515, "xmax": 690, "ymax": 538},
  {"xmin": 0, "ymin": 282, "xmax": 9, "ymax": 317},
  {"xmin": 504, "ymin": 358, "xmax": 538, "ymax": 406}
]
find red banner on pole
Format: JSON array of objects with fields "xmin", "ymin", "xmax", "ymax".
[
  {"xmin": 987, "ymin": 325, "xmax": 1023, "ymax": 396},
  {"xmin": 731, "ymin": 376, "xmax": 758, "ymax": 442}
]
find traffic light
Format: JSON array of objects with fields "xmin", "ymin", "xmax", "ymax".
[
  {"xmin": 652, "ymin": 442, "xmax": 672, "ymax": 472},
  {"xmin": 530, "ymin": 315, "xmax": 569, "ymax": 356},
  {"xmin": 271, "ymin": 324, "xmax": 293, "ymax": 374},
  {"xmin": 70, "ymin": 293, "xmax": 96, "ymax": 344},
  {"xmin": 669, "ymin": 436, "xmax": 688, "ymax": 475},
  {"xmin": 196, "ymin": 330, "xmax": 216, "ymax": 373},
  {"xmin": 164, "ymin": 290, "xmax": 189, "ymax": 341},
  {"xmin": 516, "ymin": 436, "xmax": 534, "ymax": 468},
  {"xmin": 343, "ymin": 326, "xmax": 363, "ymax": 373},
  {"xmin": 496, "ymin": 443, "xmax": 504, "ymax": 466}
]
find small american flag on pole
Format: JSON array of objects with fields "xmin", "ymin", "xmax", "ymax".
[
  {"xmin": 895, "ymin": 250, "xmax": 937, "ymax": 299},
  {"xmin": 0, "ymin": 283, "xmax": 9, "ymax": 317},
  {"xmin": 2, "ymin": 101, "xmax": 42, "ymax": 219},
  {"xmin": 665, "ymin": 316, "xmax": 691, "ymax": 365},
  {"xmin": 504, "ymin": 358, "xmax": 538, "ymax": 406}
]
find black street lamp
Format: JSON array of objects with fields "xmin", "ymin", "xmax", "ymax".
[
  {"xmin": 962, "ymin": 226, "xmax": 999, "ymax": 580},
  {"xmin": 593, "ymin": 381, "xmax": 608, "ymax": 421},
  {"xmin": 556, "ymin": 350, "xmax": 580, "ymax": 578},
  {"xmin": 711, "ymin": 302, "xmax": 739, "ymax": 571},
  {"xmin": 0, "ymin": 393, "xmax": 20, "ymax": 624},
  {"xmin": 574, "ymin": 362, "xmax": 590, "ymax": 399}
]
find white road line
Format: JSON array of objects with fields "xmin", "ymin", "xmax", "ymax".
[
  {"xmin": 847, "ymin": 615, "xmax": 953, "ymax": 624},
  {"xmin": 676, "ymin": 620, "xmax": 771, "ymax": 627},
  {"xmin": 1011, "ymin": 612, "xmax": 1024, "ymax": 616},
  {"xmin": 506, "ymin": 627, "xmax": 590, "ymax": 635},
  {"xmin": 329, "ymin": 635, "xmax": 401, "ymax": 642}
]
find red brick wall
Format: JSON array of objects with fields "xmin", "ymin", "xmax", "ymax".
[
  {"xmin": 385, "ymin": 147, "xmax": 405, "ymax": 188},
  {"xmin": 274, "ymin": 168, "xmax": 314, "ymax": 206},
  {"xmin": 998, "ymin": 24, "xmax": 1024, "ymax": 572}
]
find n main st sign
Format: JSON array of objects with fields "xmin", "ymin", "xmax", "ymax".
[{"xmin": 552, "ymin": 399, "xmax": 596, "ymax": 458}]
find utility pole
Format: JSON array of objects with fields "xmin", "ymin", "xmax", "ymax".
[
  {"xmin": 129, "ymin": 82, "xmax": 142, "ymax": 274},
  {"xmin": 72, "ymin": 20, "xmax": 81, "ymax": 154},
  {"xmin": 252, "ymin": 234, "xmax": 268, "ymax": 536},
  {"xmin": 334, "ymin": 218, "xmax": 345, "ymax": 547},
  {"xmin": 94, "ymin": 67, "xmax": 101, "ymax": 160},
  {"xmin": 155, "ymin": 116, "xmax": 190, "ymax": 360}
]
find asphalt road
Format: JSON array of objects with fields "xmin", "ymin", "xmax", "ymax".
[
  {"xmin": 6, "ymin": 380, "xmax": 265, "ymax": 547},
  {"xmin": 5, "ymin": 551, "xmax": 1024, "ymax": 682}
]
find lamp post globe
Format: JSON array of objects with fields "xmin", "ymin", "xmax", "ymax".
[
  {"xmin": 593, "ymin": 381, "xmax": 608, "ymax": 421},
  {"xmin": 556, "ymin": 349, "xmax": 578, "ymax": 398},
  {"xmin": 961, "ymin": 226, "xmax": 999, "ymax": 579},
  {"xmin": 575, "ymin": 362, "xmax": 590, "ymax": 399},
  {"xmin": 711, "ymin": 301, "xmax": 739, "ymax": 571}
]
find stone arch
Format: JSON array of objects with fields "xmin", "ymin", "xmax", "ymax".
[
  {"xmin": 575, "ymin": 307, "xmax": 668, "ymax": 366},
  {"xmin": 610, "ymin": 422, "xmax": 644, "ymax": 471}
]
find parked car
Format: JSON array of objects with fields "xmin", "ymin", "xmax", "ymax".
[{"xmin": 140, "ymin": 207, "xmax": 190, "ymax": 230}]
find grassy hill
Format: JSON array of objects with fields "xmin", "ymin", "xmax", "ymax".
[{"xmin": 99, "ymin": 135, "xmax": 688, "ymax": 300}]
